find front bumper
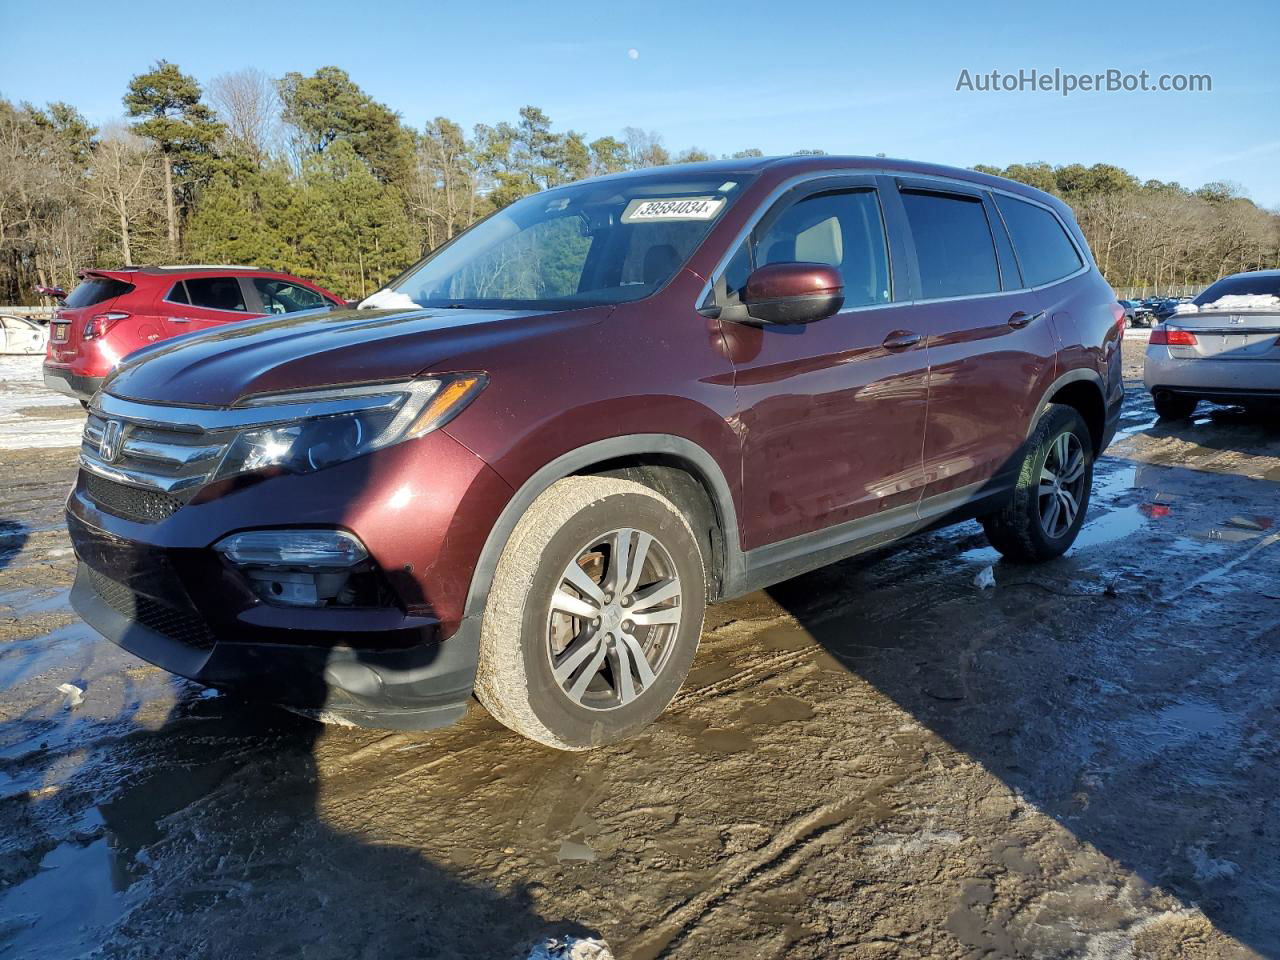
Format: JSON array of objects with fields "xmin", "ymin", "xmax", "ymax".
[
  {"xmin": 44, "ymin": 366, "xmax": 104, "ymax": 402},
  {"xmin": 64, "ymin": 424, "xmax": 515, "ymax": 729},
  {"xmin": 71, "ymin": 559, "xmax": 477, "ymax": 728}
]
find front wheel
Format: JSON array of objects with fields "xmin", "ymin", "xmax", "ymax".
[
  {"xmin": 475, "ymin": 476, "xmax": 706, "ymax": 750},
  {"xmin": 981, "ymin": 405, "xmax": 1094, "ymax": 563}
]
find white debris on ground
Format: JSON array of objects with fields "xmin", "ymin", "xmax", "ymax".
[
  {"xmin": 56, "ymin": 682, "xmax": 84, "ymax": 707},
  {"xmin": 0, "ymin": 356, "xmax": 85, "ymax": 450},
  {"xmin": 524, "ymin": 936, "xmax": 615, "ymax": 960},
  {"xmin": 1174, "ymin": 294, "xmax": 1280, "ymax": 315},
  {"xmin": 357, "ymin": 288, "xmax": 420, "ymax": 310},
  {"xmin": 974, "ymin": 565, "xmax": 997, "ymax": 590}
]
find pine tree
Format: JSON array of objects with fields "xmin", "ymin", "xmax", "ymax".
[{"xmin": 124, "ymin": 61, "xmax": 223, "ymax": 257}]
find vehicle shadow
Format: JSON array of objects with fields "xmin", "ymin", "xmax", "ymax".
[
  {"xmin": 1, "ymin": 679, "xmax": 597, "ymax": 959},
  {"xmin": 762, "ymin": 448, "xmax": 1280, "ymax": 955}
]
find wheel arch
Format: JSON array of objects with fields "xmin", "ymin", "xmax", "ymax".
[
  {"xmin": 1032, "ymin": 368, "xmax": 1107, "ymax": 455},
  {"xmin": 462, "ymin": 435, "xmax": 744, "ymax": 626}
]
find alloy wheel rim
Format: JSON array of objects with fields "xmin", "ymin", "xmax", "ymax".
[
  {"xmin": 1038, "ymin": 432, "xmax": 1087, "ymax": 539},
  {"xmin": 546, "ymin": 528, "xmax": 682, "ymax": 711}
]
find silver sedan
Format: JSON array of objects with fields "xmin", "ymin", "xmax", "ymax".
[{"xmin": 1144, "ymin": 269, "xmax": 1280, "ymax": 418}]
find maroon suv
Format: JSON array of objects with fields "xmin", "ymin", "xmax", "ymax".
[{"xmin": 66, "ymin": 157, "xmax": 1123, "ymax": 749}]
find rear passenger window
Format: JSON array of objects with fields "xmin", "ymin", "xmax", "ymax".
[
  {"xmin": 995, "ymin": 195, "xmax": 1083, "ymax": 287},
  {"xmin": 754, "ymin": 190, "xmax": 891, "ymax": 307},
  {"xmin": 899, "ymin": 191, "xmax": 1000, "ymax": 299},
  {"xmin": 185, "ymin": 277, "xmax": 248, "ymax": 312}
]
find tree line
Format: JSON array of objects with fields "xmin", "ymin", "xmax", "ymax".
[{"xmin": 1, "ymin": 60, "xmax": 1276, "ymax": 304}]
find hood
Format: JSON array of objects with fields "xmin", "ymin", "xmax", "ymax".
[{"xmin": 105, "ymin": 305, "xmax": 604, "ymax": 406}]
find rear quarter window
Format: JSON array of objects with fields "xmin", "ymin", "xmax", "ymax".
[
  {"xmin": 995, "ymin": 196, "xmax": 1083, "ymax": 287},
  {"xmin": 64, "ymin": 277, "xmax": 134, "ymax": 308}
]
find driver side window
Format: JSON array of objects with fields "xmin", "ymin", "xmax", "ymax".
[{"xmin": 749, "ymin": 189, "xmax": 892, "ymax": 308}]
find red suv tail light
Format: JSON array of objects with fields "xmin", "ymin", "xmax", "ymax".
[
  {"xmin": 83, "ymin": 312, "xmax": 130, "ymax": 340},
  {"xmin": 1149, "ymin": 326, "xmax": 1198, "ymax": 347},
  {"xmin": 1111, "ymin": 303, "xmax": 1126, "ymax": 329}
]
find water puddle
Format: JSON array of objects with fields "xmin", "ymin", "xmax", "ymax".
[
  {"xmin": 0, "ymin": 810, "xmax": 142, "ymax": 958},
  {"xmin": 0, "ymin": 587, "xmax": 71, "ymax": 616}
]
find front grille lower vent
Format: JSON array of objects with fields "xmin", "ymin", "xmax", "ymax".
[{"xmin": 87, "ymin": 567, "xmax": 217, "ymax": 650}]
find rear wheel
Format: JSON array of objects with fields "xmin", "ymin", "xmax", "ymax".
[
  {"xmin": 981, "ymin": 405, "xmax": 1094, "ymax": 563},
  {"xmin": 476, "ymin": 476, "xmax": 706, "ymax": 750},
  {"xmin": 1153, "ymin": 392, "xmax": 1198, "ymax": 420}
]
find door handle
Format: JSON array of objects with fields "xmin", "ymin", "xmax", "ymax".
[
  {"xmin": 170, "ymin": 317, "xmax": 193, "ymax": 323},
  {"xmin": 882, "ymin": 330, "xmax": 922, "ymax": 350},
  {"xmin": 1008, "ymin": 310, "xmax": 1044, "ymax": 329}
]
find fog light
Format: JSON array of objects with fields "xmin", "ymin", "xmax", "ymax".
[{"xmin": 214, "ymin": 529, "xmax": 369, "ymax": 569}]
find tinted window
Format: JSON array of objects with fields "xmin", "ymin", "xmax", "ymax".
[
  {"xmin": 1194, "ymin": 273, "xmax": 1280, "ymax": 305},
  {"xmin": 64, "ymin": 277, "xmax": 134, "ymax": 308},
  {"xmin": 755, "ymin": 190, "xmax": 891, "ymax": 307},
  {"xmin": 995, "ymin": 195, "xmax": 1082, "ymax": 287},
  {"xmin": 185, "ymin": 276, "xmax": 247, "ymax": 312},
  {"xmin": 167, "ymin": 281, "xmax": 189, "ymax": 304},
  {"xmin": 900, "ymin": 191, "xmax": 1000, "ymax": 299},
  {"xmin": 253, "ymin": 279, "xmax": 328, "ymax": 314}
]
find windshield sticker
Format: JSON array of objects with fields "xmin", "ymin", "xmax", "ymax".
[{"xmin": 621, "ymin": 196, "xmax": 726, "ymax": 223}]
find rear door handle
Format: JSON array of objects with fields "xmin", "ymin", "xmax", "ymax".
[
  {"xmin": 1008, "ymin": 310, "xmax": 1045, "ymax": 329},
  {"xmin": 170, "ymin": 317, "xmax": 193, "ymax": 323},
  {"xmin": 882, "ymin": 330, "xmax": 922, "ymax": 350}
]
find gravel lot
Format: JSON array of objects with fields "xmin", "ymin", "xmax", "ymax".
[{"xmin": 2, "ymin": 345, "xmax": 1278, "ymax": 959}]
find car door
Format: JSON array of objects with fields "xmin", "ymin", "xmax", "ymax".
[
  {"xmin": 712, "ymin": 177, "xmax": 930, "ymax": 550},
  {"xmin": 163, "ymin": 276, "xmax": 263, "ymax": 337},
  {"xmin": 884, "ymin": 180, "xmax": 1056, "ymax": 509},
  {"xmin": 246, "ymin": 277, "xmax": 334, "ymax": 315}
]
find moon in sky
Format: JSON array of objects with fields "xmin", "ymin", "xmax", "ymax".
[{"xmin": 627, "ymin": 48, "xmax": 640, "ymax": 60}]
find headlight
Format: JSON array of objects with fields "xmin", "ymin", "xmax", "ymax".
[{"xmin": 212, "ymin": 374, "xmax": 486, "ymax": 481}]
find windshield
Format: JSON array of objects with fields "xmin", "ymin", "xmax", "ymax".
[
  {"xmin": 1194, "ymin": 274, "xmax": 1280, "ymax": 305},
  {"xmin": 382, "ymin": 173, "xmax": 755, "ymax": 311}
]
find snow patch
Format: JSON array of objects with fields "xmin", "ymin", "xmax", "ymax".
[
  {"xmin": 524, "ymin": 937, "xmax": 614, "ymax": 960},
  {"xmin": 358, "ymin": 288, "xmax": 421, "ymax": 311},
  {"xmin": 0, "ymin": 357, "xmax": 85, "ymax": 450},
  {"xmin": 1187, "ymin": 844, "xmax": 1240, "ymax": 883},
  {"xmin": 56, "ymin": 683, "xmax": 84, "ymax": 707},
  {"xmin": 973, "ymin": 565, "xmax": 996, "ymax": 590},
  {"xmin": 1175, "ymin": 293, "xmax": 1280, "ymax": 315}
]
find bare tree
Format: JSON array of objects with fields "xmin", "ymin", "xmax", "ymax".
[
  {"xmin": 80, "ymin": 126, "xmax": 164, "ymax": 264},
  {"xmin": 208, "ymin": 68, "xmax": 281, "ymax": 165}
]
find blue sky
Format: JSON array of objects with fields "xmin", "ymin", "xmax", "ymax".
[{"xmin": 2, "ymin": 0, "xmax": 1277, "ymax": 206}]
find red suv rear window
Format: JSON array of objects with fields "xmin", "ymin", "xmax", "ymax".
[{"xmin": 64, "ymin": 277, "xmax": 134, "ymax": 308}]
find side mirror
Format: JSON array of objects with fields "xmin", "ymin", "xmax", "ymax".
[{"xmin": 741, "ymin": 262, "xmax": 844, "ymax": 325}]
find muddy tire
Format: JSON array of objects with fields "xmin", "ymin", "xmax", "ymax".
[
  {"xmin": 475, "ymin": 476, "xmax": 706, "ymax": 750},
  {"xmin": 981, "ymin": 405, "xmax": 1094, "ymax": 564},
  {"xmin": 1153, "ymin": 392, "xmax": 1198, "ymax": 420}
]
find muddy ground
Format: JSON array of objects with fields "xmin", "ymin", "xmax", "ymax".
[{"xmin": 2, "ymin": 348, "xmax": 1279, "ymax": 959}]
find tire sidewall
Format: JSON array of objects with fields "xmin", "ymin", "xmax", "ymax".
[
  {"xmin": 1021, "ymin": 408, "xmax": 1094, "ymax": 556},
  {"xmin": 516, "ymin": 490, "xmax": 705, "ymax": 749}
]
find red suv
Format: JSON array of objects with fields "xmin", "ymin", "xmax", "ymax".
[
  {"xmin": 65, "ymin": 157, "xmax": 1123, "ymax": 749},
  {"xmin": 43, "ymin": 266, "xmax": 344, "ymax": 402}
]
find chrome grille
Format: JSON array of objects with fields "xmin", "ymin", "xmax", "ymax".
[{"xmin": 79, "ymin": 393, "xmax": 246, "ymax": 526}]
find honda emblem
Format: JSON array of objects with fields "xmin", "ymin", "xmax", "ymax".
[{"xmin": 99, "ymin": 419, "xmax": 123, "ymax": 463}]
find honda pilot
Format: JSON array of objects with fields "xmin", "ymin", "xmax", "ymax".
[{"xmin": 66, "ymin": 157, "xmax": 1124, "ymax": 750}]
